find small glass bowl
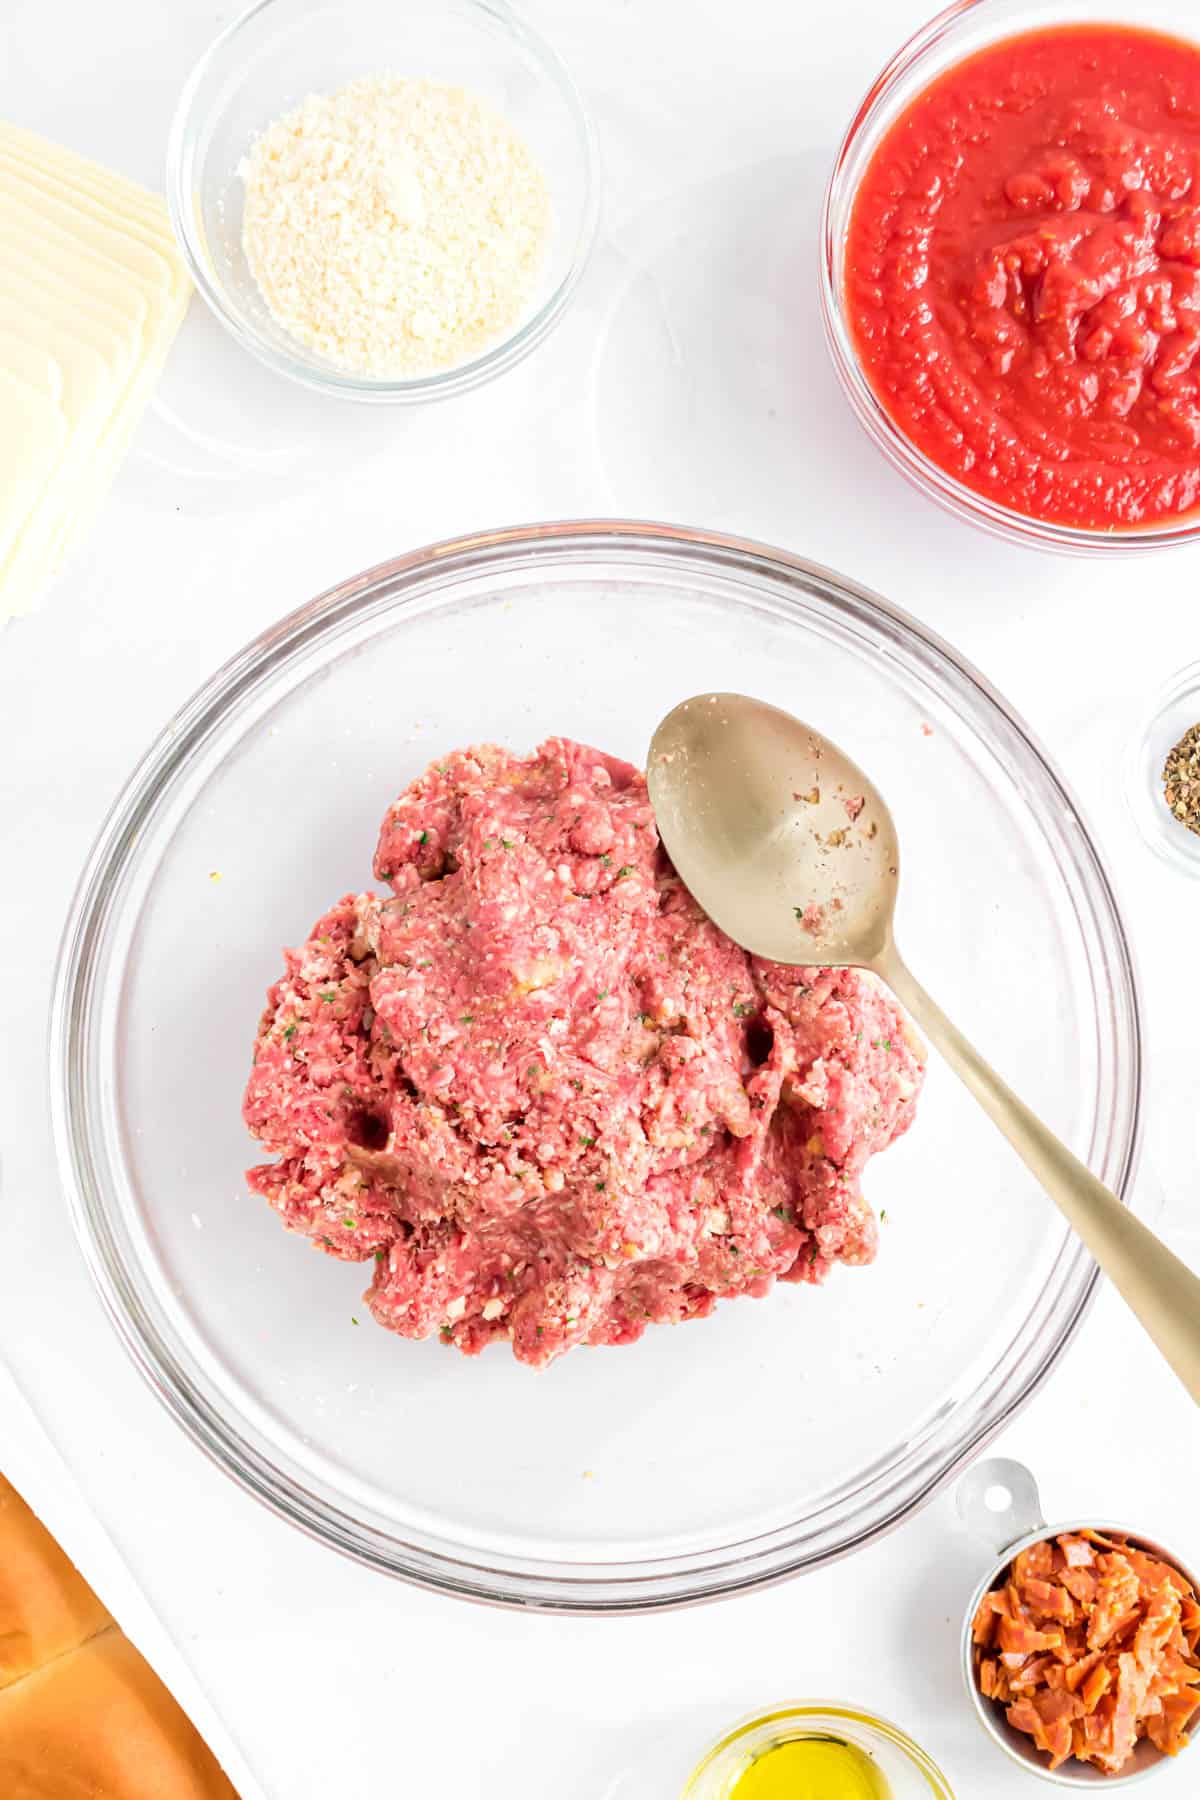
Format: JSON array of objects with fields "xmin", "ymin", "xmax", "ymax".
[
  {"xmin": 1125, "ymin": 660, "xmax": 1200, "ymax": 878},
  {"xmin": 819, "ymin": 0, "xmax": 1200, "ymax": 555},
  {"xmin": 166, "ymin": 0, "xmax": 600, "ymax": 403},
  {"xmin": 957, "ymin": 1460, "xmax": 1200, "ymax": 1786},
  {"xmin": 680, "ymin": 1703, "xmax": 955, "ymax": 1798}
]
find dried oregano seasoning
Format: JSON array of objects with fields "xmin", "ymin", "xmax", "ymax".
[{"xmin": 1163, "ymin": 723, "xmax": 1200, "ymax": 837}]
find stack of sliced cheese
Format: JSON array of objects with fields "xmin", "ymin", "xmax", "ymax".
[{"xmin": 0, "ymin": 122, "xmax": 191, "ymax": 622}]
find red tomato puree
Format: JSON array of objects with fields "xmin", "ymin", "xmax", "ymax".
[{"xmin": 845, "ymin": 26, "xmax": 1200, "ymax": 530}]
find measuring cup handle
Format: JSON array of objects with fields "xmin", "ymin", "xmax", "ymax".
[{"xmin": 956, "ymin": 1459, "xmax": 1046, "ymax": 1558}]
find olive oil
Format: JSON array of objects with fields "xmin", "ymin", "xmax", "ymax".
[{"xmin": 728, "ymin": 1734, "xmax": 891, "ymax": 1799}]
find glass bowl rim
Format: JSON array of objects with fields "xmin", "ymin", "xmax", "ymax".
[
  {"xmin": 49, "ymin": 518, "xmax": 1144, "ymax": 1612},
  {"xmin": 165, "ymin": 0, "xmax": 602, "ymax": 405},
  {"xmin": 679, "ymin": 1699, "xmax": 957, "ymax": 1796},
  {"xmin": 818, "ymin": 0, "xmax": 1200, "ymax": 555}
]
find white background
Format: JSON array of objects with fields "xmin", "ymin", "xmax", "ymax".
[{"xmin": 2, "ymin": 0, "xmax": 1200, "ymax": 1793}]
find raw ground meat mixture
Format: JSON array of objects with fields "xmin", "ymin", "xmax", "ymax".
[{"xmin": 243, "ymin": 739, "xmax": 925, "ymax": 1368}]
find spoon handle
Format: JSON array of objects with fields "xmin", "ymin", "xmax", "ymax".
[{"xmin": 878, "ymin": 947, "xmax": 1200, "ymax": 1406}]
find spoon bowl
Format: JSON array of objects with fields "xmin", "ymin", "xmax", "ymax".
[
  {"xmin": 648, "ymin": 692, "xmax": 900, "ymax": 965},
  {"xmin": 649, "ymin": 692, "xmax": 1200, "ymax": 1408}
]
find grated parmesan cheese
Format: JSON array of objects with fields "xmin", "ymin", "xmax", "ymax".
[{"xmin": 240, "ymin": 76, "xmax": 551, "ymax": 378}]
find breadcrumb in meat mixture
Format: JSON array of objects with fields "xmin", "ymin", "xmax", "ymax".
[{"xmin": 243, "ymin": 739, "xmax": 925, "ymax": 1368}]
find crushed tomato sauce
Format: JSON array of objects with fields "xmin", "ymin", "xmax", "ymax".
[
  {"xmin": 845, "ymin": 25, "xmax": 1200, "ymax": 529},
  {"xmin": 973, "ymin": 1530, "xmax": 1200, "ymax": 1774},
  {"xmin": 243, "ymin": 740, "xmax": 925, "ymax": 1368}
]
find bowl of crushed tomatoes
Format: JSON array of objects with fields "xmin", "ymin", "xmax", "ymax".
[{"xmin": 822, "ymin": 0, "xmax": 1200, "ymax": 553}]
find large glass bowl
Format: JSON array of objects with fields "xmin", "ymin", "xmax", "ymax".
[
  {"xmin": 820, "ymin": 0, "xmax": 1200, "ymax": 555},
  {"xmin": 166, "ymin": 0, "xmax": 600, "ymax": 403},
  {"xmin": 51, "ymin": 522, "xmax": 1142, "ymax": 1611}
]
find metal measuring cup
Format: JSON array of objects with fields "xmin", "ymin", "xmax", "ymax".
[{"xmin": 957, "ymin": 1459, "xmax": 1200, "ymax": 1787}]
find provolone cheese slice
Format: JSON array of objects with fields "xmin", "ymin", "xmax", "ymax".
[
  {"xmin": 0, "ymin": 261, "xmax": 137, "ymax": 390},
  {"xmin": 0, "ymin": 122, "xmax": 192, "ymax": 621},
  {"xmin": 0, "ymin": 185, "xmax": 175, "ymax": 305},
  {"xmin": 0, "ymin": 299, "xmax": 110, "ymax": 420},
  {"xmin": 0, "ymin": 236, "xmax": 148, "ymax": 352},
  {"xmin": 36, "ymin": 272, "xmax": 191, "ymax": 586},
  {"xmin": 0, "ymin": 150, "xmax": 189, "ymax": 301},
  {"xmin": 0, "ymin": 297, "xmax": 125, "ymax": 606},
  {"xmin": 0, "ymin": 124, "xmax": 175, "ymax": 231},
  {"xmin": 0, "ymin": 328, "xmax": 62, "ymax": 404},
  {"xmin": 0, "ymin": 368, "xmax": 68, "ymax": 570}
]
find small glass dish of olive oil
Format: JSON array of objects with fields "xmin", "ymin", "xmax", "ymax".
[{"xmin": 680, "ymin": 1703, "xmax": 955, "ymax": 1800}]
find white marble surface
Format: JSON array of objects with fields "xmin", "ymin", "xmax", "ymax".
[{"xmin": 2, "ymin": 0, "xmax": 1199, "ymax": 1793}]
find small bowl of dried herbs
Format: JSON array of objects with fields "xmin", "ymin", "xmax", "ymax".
[{"xmin": 1127, "ymin": 659, "xmax": 1200, "ymax": 878}]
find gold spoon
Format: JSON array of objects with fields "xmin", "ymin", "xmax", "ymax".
[{"xmin": 648, "ymin": 692, "xmax": 1200, "ymax": 1405}]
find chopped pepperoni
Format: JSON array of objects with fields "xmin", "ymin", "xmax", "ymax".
[{"xmin": 973, "ymin": 1531, "xmax": 1200, "ymax": 1774}]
